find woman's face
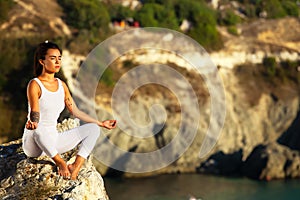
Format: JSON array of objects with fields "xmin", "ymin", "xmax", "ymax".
[{"xmin": 40, "ymin": 48, "xmax": 62, "ymax": 74}]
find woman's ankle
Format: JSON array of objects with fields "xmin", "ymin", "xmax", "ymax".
[
  {"xmin": 52, "ymin": 154, "xmax": 66, "ymax": 166},
  {"xmin": 73, "ymin": 155, "xmax": 85, "ymax": 167}
]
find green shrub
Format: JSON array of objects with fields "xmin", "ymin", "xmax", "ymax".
[
  {"xmin": 262, "ymin": 57, "xmax": 300, "ymax": 83},
  {"xmin": 280, "ymin": 60, "xmax": 300, "ymax": 82},
  {"xmin": 227, "ymin": 26, "xmax": 239, "ymax": 35},
  {"xmin": 173, "ymin": 0, "xmax": 223, "ymax": 50},
  {"xmin": 135, "ymin": 3, "xmax": 178, "ymax": 29},
  {"xmin": 58, "ymin": 0, "xmax": 110, "ymax": 32},
  {"xmin": 252, "ymin": 0, "xmax": 287, "ymax": 18},
  {"xmin": 58, "ymin": 0, "xmax": 113, "ymax": 53},
  {"xmin": 109, "ymin": 4, "xmax": 135, "ymax": 21},
  {"xmin": 243, "ymin": 4, "xmax": 257, "ymax": 18},
  {"xmin": 263, "ymin": 56, "xmax": 277, "ymax": 77},
  {"xmin": 280, "ymin": 0, "xmax": 299, "ymax": 17},
  {"xmin": 238, "ymin": 0, "xmax": 298, "ymax": 18},
  {"xmin": 266, "ymin": 0, "xmax": 287, "ymax": 18},
  {"xmin": 100, "ymin": 68, "xmax": 115, "ymax": 87},
  {"xmin": 218, "ymin": 9, "xmax": 241, "ymax": 26}
]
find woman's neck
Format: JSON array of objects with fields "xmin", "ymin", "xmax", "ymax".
[{"xmin": 38, "ymin": 73, "xmax": 56, "ymax": 81}]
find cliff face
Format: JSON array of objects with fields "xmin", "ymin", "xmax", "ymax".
[
  {"xmin": 90, "ymin": 60, "xmax": 300, "ymax": 180},
  {"xmin": 59, "ymin": 17, "xmax": 298, "ymax": 180},
  {"xmin": 58, "ymin": 17, "xmax": 300, "ymax": 180}
]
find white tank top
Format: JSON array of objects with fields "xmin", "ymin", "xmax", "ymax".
[{"xmin": 27, "ymin": 78, "xmax": 65, "ymax": 127}]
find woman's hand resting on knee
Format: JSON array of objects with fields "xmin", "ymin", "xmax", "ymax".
[
  {"xmin": 25, "ymin": 120, "xmax": 38, "ymax": 130},
  {"xmin": 98, "ymin": 120, "xmax": 117, "ymax": 130}
]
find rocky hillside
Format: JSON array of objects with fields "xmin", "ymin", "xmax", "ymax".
[
  {"xmin": 211, "ymin": 17, "xmax": 299, "ymax": 68},
  {"xmin": 0, "ymin": 0, "xmax": 71, "ymax": 38}
]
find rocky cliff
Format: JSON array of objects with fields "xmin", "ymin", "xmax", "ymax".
[
  {"xmin": 53, "ymin": 17, "xmax": 300, "ymax": 180},
  {"xmin": 62, "ymin": 17, "xmax": 299, "ymax": 180}
]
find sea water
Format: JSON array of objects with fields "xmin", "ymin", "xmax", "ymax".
[{"xmin": 104, "ymin": 174, "xmax": 300, "ymax": 200}]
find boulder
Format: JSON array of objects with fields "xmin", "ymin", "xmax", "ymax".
[
  {"xmin": 196, "ymin": 142, "xmax": 300, "ymax": 181},
  {"xmin": 0, "ymin": 139, "xmax": 109, "ymax": 200}
]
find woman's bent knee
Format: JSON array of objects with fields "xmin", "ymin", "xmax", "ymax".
[
  {"xmin": 85, "ymin": 123, "xmax": 100, "ymax": 136},
  {"xmin": 22, "ymin": 130, "xmax": 43, "ymax": 157},
  {"xmin": 22, "ymin": 142, "xmax": 43, "ymax": 157}
]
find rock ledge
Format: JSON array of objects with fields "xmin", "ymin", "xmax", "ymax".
[{"xmin": 0, "ymin": 139, "xmax": 109, "ymax": 200}]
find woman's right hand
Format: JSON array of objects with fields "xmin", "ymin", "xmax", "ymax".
[{"xmin": 25, "ymin": 120, "xmax": 38, "ymax": 130}]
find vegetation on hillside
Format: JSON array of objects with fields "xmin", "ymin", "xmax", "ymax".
[
  {"xmin": 58, "ymin": 0, "xmax": 299, "ymax": 51},
  {"xmin": 235, "ymin": 0, "xmax": 299, "ymax": 18},
  {"xmin": 58, "ymin": 0, "xmax": 111, "ymax": 49},
  {"xmin": 55, "ymin": 0, "xmax": 223, "ymax": 52}
]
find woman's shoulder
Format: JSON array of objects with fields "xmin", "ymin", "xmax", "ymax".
[
  {"xmin": 56, "ymin": 78, "xmax": 67, "ymax": 87},
  {"xmin": 28, "ymin": 78, "xmax": 40, "ymax": 87},
  {"xmin": 56, "ymin": 78, "xmax": 69, "ymax": 92},
  {"xmin": 27, "ymin": 78, "xmax": 42, "ymax": 93}
]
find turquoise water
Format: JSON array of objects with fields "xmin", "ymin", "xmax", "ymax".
[{"xmin": 104, "ymin": 174, "xmax": 300, "ymax": 200}]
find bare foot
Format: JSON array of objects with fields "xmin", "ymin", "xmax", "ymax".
[
  {"xmin": 67, "ymin": 155, "xmax": 85, "ymax": 180},
  {"xmin": 57, "ymin": 162, "xmax": 70, "ymax": 179},
  {"xmin": 68, "ymin": 163, "xmax": 81, "ymax": 180},
  {"xmin": 52, "ymin": 154, "xmax": 70, "ymax": 179}
]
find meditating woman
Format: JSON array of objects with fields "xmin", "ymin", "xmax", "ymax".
[{"xmin": 22, "ymin": 41, "xmax": 116, "ymax": 180}]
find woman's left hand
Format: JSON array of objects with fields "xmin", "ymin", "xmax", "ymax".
[{"xmin": 98, "ymin": 120, "xmax": 117, "ymax": 130}]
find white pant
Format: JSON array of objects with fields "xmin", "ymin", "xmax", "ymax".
[{"xmin": 22, "ymin": 123, "xmax": 100, "ymax": 159}]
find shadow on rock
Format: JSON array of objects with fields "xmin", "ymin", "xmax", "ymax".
[
  {"xmin": 197, "ymin": 149, "xmax": 243, "ymax": 176},
  {"xmin": 278, "ymin": 110, "xmax": 300, "ymax": 151}
]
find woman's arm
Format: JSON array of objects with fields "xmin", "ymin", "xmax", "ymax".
[
  {"xmin": 26, "ymin": 80, "xmax": 41, "ymax": 130},
  {"xmin": 62, "ymin": 81, "xmax": 116, "ymax": 130}
]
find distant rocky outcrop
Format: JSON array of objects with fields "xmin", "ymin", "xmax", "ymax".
[
  {"xmin": 242, "ymin": 142, "xmax": 300, "ymax": 180},
  {"xmin": 197, "ymin": 142, "xmax": 300, "ymax": 181},
  {"xmin": 0, "ymin": 139, "xmax": 109, "ymax": 199}
]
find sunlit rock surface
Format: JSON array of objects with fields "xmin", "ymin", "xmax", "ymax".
[{"xmin": 0, "ymin": 137, "xmax": 109, "ymax": 199}]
